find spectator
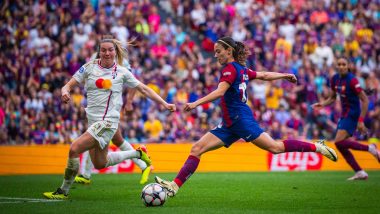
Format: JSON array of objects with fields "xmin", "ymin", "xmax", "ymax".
[{"xmin": 143, "ymin": 113, "xmax": 163, "ymax": 143}]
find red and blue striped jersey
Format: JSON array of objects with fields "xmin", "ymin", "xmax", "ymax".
[
  {"xmin": 330, "ymin": 72, "xmax": 362, "ymax": 118},
  {"xmin": 219, "ymin": 62, "xmax": 257, "ymax": 127}
]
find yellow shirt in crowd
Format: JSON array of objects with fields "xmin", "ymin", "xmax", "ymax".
[
  {"xmin": 266, "ymin": 87, "xmax": 283, "ymax": 110},
  {"xmin": 143, "ymin": 119, "xmax": 163, "ymax": 139}
]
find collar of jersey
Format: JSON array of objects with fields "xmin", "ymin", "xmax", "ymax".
[{"xmin": 98, "ymin": 59, "xmax": 116, "ymax": 70}]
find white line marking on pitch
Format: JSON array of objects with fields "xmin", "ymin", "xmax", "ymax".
[{"xmin": 0, "ymin": 197, "xmax": 64, "ymax": 203}]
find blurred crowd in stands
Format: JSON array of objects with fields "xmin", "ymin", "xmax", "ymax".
[{"xmin": 0, "ymin": 0, "xmax": 379, "ymax": 145}]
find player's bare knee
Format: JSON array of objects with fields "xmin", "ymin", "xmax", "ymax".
[
  {"xmin": 68, "ymin": 147, "xmax": 80, "ymax": 158},
  {"xmin": 190, "ymin": 143, "xmax": 203, "ymax": 157},
  {"xmin": 93, "ymin": 162, "xmax": 106, "ymax": 170}
]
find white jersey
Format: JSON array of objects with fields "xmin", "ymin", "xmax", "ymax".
[{"xmin": 73, "ymin": 59, "xmax": 141, "ymax": 123}]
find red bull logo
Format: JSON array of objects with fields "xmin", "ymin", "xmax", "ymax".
[{"xmin": 268, "ymin": 152, "xmax": 323, "ymax": 171}]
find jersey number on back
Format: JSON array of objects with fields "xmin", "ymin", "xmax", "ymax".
[{"xmin": 239, "ymin": 82, "xmax": 247, "ymax": 102}]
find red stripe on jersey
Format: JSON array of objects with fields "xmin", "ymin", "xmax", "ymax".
[
  {"xmin": 220, "ymin": 96, "xmax": 232, "ymax": 127},
  {"xmin": 349, "ymin": 77, "xmax": 362, "ymax": 94},
  {"xmin": 102, "ymin": 91, "xmax": 113, "ymax": 120},
  {"xmin": 219, "ymin": 63, "xmax": 237, "ymax": 85},
  {"xmin": 239, "ymin": 70, "xmax": 244, "ymax": 101},
  {"xmin": 247, "ymin": 68, "xmax": 257, "ymax": 80}
]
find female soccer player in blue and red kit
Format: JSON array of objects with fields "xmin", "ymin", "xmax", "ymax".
[
  {"xmin": 155, "ymin": 36, "xmax": 339, "ymax": 197},
  {"xmin": 313, "ymin": 56, "xmax": 380, "ymax": 180}
]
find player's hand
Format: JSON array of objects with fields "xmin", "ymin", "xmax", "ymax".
[
  {"xmin": 61, "ymin": 90, "xmax": 71, "ymax": 103},
  {"xmin": 285, "ymin": 74, "xmax": 297, "ymax": 83},
  {"xmin": 165, "ymin": 103, "xmax": 176, "ymax": 112},
  {"xmin": 311, "ymin": 103, "xmax": 323, "ymax": 110},
  {"xmin": 124, "ymin": 102, "xmax": 133, "ymax": 114},
  {"xmin": 357, "ymin": 122, "xmax": 368, "ymax": 135},
  {"xmin": 184, "ymin": 102, "xmax": 197, "ymax": 112}
]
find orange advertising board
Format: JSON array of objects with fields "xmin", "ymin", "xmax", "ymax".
[{"xmin": 0, "ymin": 142, "xmax": 379, "ymax": 175}]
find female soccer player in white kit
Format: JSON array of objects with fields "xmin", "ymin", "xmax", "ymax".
[
  {"xmin": 74, "ymin": 50, "xmax": 151, "ymax": 185},
  {"xmin": 43, "ymin": 38, "xmax": 176, "ymax": 199}
]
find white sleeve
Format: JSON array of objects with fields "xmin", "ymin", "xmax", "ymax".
[
  {"xmin": 73, "ymin": 65, "xmax": 87, "ymax": 84},
  {"xmin": 123, "ymin": 70, "xmax": 141, "ymax": 88}
]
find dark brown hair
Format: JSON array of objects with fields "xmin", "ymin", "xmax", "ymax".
[{"xmin": 216, "ymin": 36, "xmax": 250, "ymax": 66}]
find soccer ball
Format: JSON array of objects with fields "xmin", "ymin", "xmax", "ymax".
[{"xmin": 141, "ymin": 183, "xmax": 167, "ymax": 207}]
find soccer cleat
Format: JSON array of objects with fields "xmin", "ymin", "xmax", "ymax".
[
  {"xmin": 315, "ymin": 139, "xmax": 338, "ymax": 162},
  {"xmin": 139, "ymin": 145, "xmax": 148, "ymax": 154},
  {"xmin": 74, "ymin": 175, "xmax": 91, "ymax": 184},
  {"xmin": 347, "ymin": 170, "xmax": 368, "ymax": 181},
  {"xmin": 43, "ymin": 188, "xmax": 68, "ymax": 200},
  {"xmin": 139, "ymin": 166, "xmax": 151, "ymax": 185},
  {"xmin": 137, "ymin": 147, "xmax": 152, "ymax": 166},
  {"xmin": 368, "ymin": 144, "xmax": 380, "ymax": 163},
  {"xmin": 155, "ymin": 176, "xmax": 179, "ymax": 197}
]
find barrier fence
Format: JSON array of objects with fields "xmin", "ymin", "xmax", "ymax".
[{"xmin": 0, "ymin": 142, "xmax": 379, "ymax": 175}]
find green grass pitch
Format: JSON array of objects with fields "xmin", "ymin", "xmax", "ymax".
[{"xmin": 1, "ymin": 171, "xmax": 379, "ymax": 214}]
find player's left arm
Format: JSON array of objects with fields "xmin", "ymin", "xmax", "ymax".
[
  {"xmin": 351, "ymin": 77, "xmax": 369, "ymax": 133},
  {"xmin": 184, "ymin": 82, "xmax": 230, "ymax": 111},
  {"xmin": 358, "ymin": 90, "xmax": 369, "ymax": 129},
  {"xmin": 61, "ymin": 78, "xmax": 80, "ymax": 103},
  {"xmin": 255, "ymin": 71, "xmax": 297, "ymax": 83},
  {"xmin": 124, "ymin": 88, "xmax": 136, "ymax": 113},
  {"xmin": 135, "ymin": 83, "xmax": 176, "ymax": 112}
]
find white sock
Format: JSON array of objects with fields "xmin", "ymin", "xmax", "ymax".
[
  {"xmin": 83, "ymin": 151, "xmax": 93, "ymax": 179},
  {"xmin": 119, "ymin": 140, "xmax": 133, "ymax": 151},
  {"xmin": 105, "ymin": 151, "xmax": 140, "ymax": 167},
  {"xmin": 368, "ymin": 144, "xmax": 375, "ymax": 153},
  {"xmin": 79, "ymin": 151, "xmax": 93, "ymax": 179},
  {"xmin": 60, "ymin": 158, "xmax": 80, "ymax": 195},
  {"xmin": 119, "ymin": 140, "xmax": 148, "ymax": 170}
]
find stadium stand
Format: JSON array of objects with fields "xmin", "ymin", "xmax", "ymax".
[{"xmin": 0, "ymin": 0, "xmax": 379, "ymax": 145}]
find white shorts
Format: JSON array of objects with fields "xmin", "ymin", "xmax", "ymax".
[{"xmin": 87, "ymin": 120, "xmax": 118, "ymax": 150}]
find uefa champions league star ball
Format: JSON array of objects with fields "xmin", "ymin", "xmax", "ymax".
[{"xmin": 141, "ymin": 183, "xmax": 167, "ymax": 207}]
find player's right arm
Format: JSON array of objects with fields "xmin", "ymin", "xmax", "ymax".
[
  {"xmin": 312, "ymin": 76, "xmax": 337, "ymax": 110},
  {"xmin": 63, "ymin": 61, "xmax": 93, "ymax": 103},
  {"xmin": 312, "ymin": 89, "xmax": 337, "ymax": 110},
  {"xmin": 61, "ymin": 78, "xmax": 80, "ymax": 103},
  {"xmin": 184, "ymin": 82, "xmax": 230, "ymax": 112},
  {"xmin": 255, "ymin": 71, "xmax": 297, "ymax": 83}
]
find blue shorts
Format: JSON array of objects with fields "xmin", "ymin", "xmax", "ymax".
[
  {"xmin": 209, "ymin": 118, "xmax": 264, "ymax": 148},
  {"xmin": 337, "ymin": 116, "xmax": 358, "ymax": 136}
]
